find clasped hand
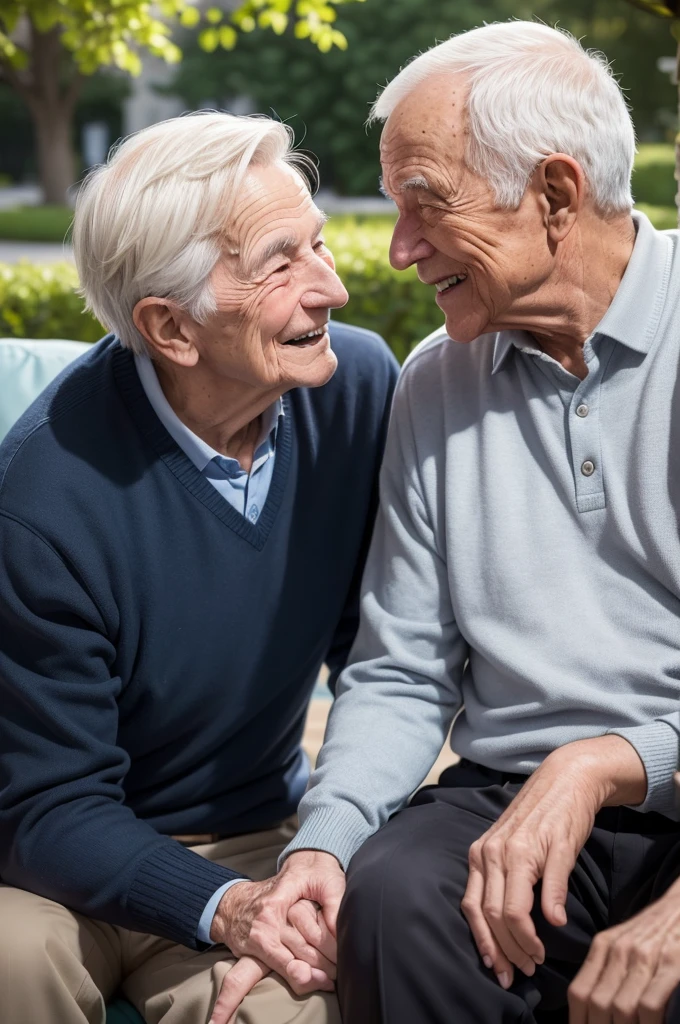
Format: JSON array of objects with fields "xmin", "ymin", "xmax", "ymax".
[{"xmin": 208, "ymin": 849, "xmax": 345, "ymax": 1024}]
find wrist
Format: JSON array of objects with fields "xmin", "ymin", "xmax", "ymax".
[
  {"xmin": 210, "ymin": 879, "xmax": 255, "ymax": 945},
  {"xmin": 549, "ymin": 735, "xmax": 647, "ymax": 808},
  {"xmin": 284, "ymin": 849, "xmax": 344, "ymax": 873}
]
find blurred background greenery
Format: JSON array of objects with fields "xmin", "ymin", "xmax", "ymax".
[{"xmin": 1, "ymin": 0, "xmax": 680, "ymax": 360}]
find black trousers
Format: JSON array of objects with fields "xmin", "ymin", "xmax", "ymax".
[{"xmin": 337, "ymin": 760, "xmax": 680, "ymax": 1024}]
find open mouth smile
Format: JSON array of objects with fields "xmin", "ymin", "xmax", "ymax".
[
  {"xmin": 281, "ymin": 323, "xmax": 329, "ymax": 347},
  {"xmin": 434, "ymin": 274, "xmax": 468, "ymax": 296}
]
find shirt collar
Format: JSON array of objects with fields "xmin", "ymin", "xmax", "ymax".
[
  {"xmin": 491, "ymin": 210, "xmax": 672, "ymax": 375},
  {"xmin": 134, "ymin": 352, "xmax": 283, "ymax": 474}
]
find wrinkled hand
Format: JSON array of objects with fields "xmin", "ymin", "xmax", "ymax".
[
  {"xmin": 208, "ymin": 850, "xmax": 346, "ymax": 1024},
  {"xmin": 568, "ymin": 879, "xmax": 680, "ymax": 1024},
  {"xmin": 461, "ymin": 736, "xmax": 646, "ymax": 992}
]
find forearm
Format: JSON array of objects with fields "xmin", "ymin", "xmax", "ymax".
[{"xmin": 283, "ymin": 668, "xmax": 460, "ymax": 868}]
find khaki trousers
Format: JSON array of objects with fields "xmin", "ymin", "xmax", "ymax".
[{"xmin": 0, "ymin": 819, "xmax": 340, "ymax": 1024}]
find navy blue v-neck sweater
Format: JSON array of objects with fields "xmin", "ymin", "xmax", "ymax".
[{"xmin": 0, "ymin": 324, "xmax": 398, "ymax": 948}]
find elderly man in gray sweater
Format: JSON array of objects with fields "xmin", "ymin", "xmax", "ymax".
[{"xmin": 229, "ymin": 19, "xmax": 680, "ymax": 1024}]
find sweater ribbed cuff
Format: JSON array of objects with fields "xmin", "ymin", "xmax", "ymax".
[
  {"xmin": 127, "ymin": 841, "xmax": 246, "ymax": 949},
  {"xmin": 278, "ymin": 805, "xmax": 374, "ymax": 872},
  {"xmin": 607, "ymin": 720, "xmax": 680, "ymax": 818}
]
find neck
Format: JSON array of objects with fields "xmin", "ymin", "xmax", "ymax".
[
  {"xmin": 497, "ymin": 213, "xmax": 636, "ymax": 379},
  {"xmin": 154, "ymin": 359, "xmax": 282, "ymax": 472}
]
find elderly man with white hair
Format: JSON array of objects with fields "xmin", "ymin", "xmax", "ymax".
[
  {"xmin": 0, "ymin": 112, "xmax": 398, "ymax": 1024},
  {"xmin": 251, "ymin": 20, "xmax": 680, "ymax": 1024}
]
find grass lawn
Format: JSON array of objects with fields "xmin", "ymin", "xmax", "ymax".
[{"xmin": 0, "ymin": 204, "xmax": 73, "ymax": 242}]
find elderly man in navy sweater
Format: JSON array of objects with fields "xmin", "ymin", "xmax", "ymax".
[{"xmin": 0, "ymin": 112, "xmax": 397, "ymax": 1024}]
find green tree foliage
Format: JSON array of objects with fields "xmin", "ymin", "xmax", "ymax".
[
  {"xmin": 0, "ymin": 0, "xmax": 362, "ymax": 203},
  {"xmin": 168, "ymin": 0, "xmax": 677, "ymax": 196},
  {"xmin": 618, "ymin": 0, "xmax": 680, "ymax": 221}
]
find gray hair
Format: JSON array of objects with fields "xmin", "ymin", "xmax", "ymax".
[
  {"xmin": 370, "ymin": 21, "xmax": 636, "ymax": 215},
  {"xmin": 74, "ymin": 112, "xmax": 313, "ymax": 355}
]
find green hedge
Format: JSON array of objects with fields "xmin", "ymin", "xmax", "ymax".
[
  {"xmin": 0, "ymin": 262, "xmax": 103, "ymax": 344},
  {"xmin": 0, "ymin": 218, "xmax": 444, "ymax": 362},
  {"xmin": 326, "ymin": 217, "xmax": 443, "ymax": 362},
  {"xmin": 631, "ymin": 145, "xmax": 677, "ymax": 208},
  {"xmin": 0, "ymin": 200, "xmax": 677, "ymax": 363}
]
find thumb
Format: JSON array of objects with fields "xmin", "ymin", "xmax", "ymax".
[
  {"xmin": 209, "ymin": 956, "xmax": 270, "ymax": 1024},
  {"xmin": 540, "ymin": 847, "xmax": 570, "ymax": 927},
  {"xmin": 312, "ymin": 880, "xmax": 345, "ymax": 939}
]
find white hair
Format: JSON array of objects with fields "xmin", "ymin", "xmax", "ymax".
[
  {"xmin": 371, "ymin": 21, "xmax": 635, "ymax": 215},
  {"xmin": 73, "ymin": 111, "xmax": 311, "ymax": 355}
]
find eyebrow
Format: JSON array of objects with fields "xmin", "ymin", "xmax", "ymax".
[
  {"xmin": 379, "ymin": 174, "xmax": 447, "ymax": 201},
  {"xmin": 242, "ymin": 211, "xmax": 329, "ymax": 278}
]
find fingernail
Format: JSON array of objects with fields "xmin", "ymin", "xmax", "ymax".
[
  {"xmin": 483, "ymin": 955, "xmax": 493, "ymax": 969},
  {"xmin": 554, "ymin": 904, "xmax": 567, "ymax": 925},
  {"xmin": 498, "ymin": 972, "xmax": 510, "ymax": 989}
]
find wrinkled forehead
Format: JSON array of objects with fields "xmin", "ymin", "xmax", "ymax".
[
  {"xmin": 223, "ymin": 161, "xmax": 324, "ymax": 277},
  {"xmin": 229, "ymin": 162, "xmax": 312, "ymax": 239},
  {"xmin": 379, "ymin": 73, "xmax": 468, "ymax": 194}
]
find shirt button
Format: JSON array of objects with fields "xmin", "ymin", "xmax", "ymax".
[
  {"xmin": 248, "ymin": 504, "xmax": 259, "ymax": 522},
  {"xmin": 576, "ymin": 404, "xmax": 589, "ymax": 418},
  {"xmin": 581, "ymin": 460, "xmax": 595, "ymax": 477}
]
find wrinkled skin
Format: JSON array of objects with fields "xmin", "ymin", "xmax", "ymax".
[
  {"xmin": 379, "ymin": 71, "xmax": 635, "ymax": 376},
  {"xmin": 568, "ymin": 878, "xmax": 680, "ymax": 1024},
  {"xmin": 134, "ymin": 160, "xmax": 348, "ymax": 464}
]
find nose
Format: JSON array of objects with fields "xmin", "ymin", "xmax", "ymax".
[
  {"xmin": 301, "ymin": 255, "xmax": 349, "ymax": 311},
  {"xmin": 389, "ymin": 213, "xmax": 437, "ymax": 271}
]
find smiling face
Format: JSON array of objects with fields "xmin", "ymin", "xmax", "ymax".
[
  {"xmin": 380, "ymin": 74, "xmax": 556, "ymax": 343},
  {"xmin": 190, "ymin": 161, "xmax": 348, "ymax": 392}
]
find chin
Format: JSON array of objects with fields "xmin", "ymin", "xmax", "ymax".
[
  {"xmin": 443, "ymin": 310, "xmax": 492, "ymax": 345},
  {"xmin": 285, "ymin": 343, "xmax": 338, "ymax": 390}
]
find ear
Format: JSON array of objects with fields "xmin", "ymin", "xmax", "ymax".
[
  {"xmin": 132, "ymin": 298, "xmax": 199, "ymax": 368},
  {"xmin": 535, "ymin": 154, "xmax": 584, "ymax": 243}
]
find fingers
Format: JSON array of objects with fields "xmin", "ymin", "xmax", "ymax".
[
  {"xmin": 461, "ymin": 864, "xmax": 515, "ymax": 989},
  {"xmin": 481, "ymin": 855, "xmax": 540, "ymax": 977},
  {"xmin": 288, "ymin": 899, "xmax": 337, "ymax": 964},
  {"xmin": 638, "ymin": 964, "xmax": 680, "ymax": 1024},
  {"xmin": 568, "ymin": 933, "xmax": 611, "ymax": 1024},
  {"xmin": 282, "ymin": 922, "xmax": 337, "ymax": 980},
  {"xmin": 502, "ymin": 857, "xmax": 546, "ymax": 968},
  {"xmin": 541, "ymin": 845, "xmax": 570, "ymax": 928},
  {"xmin": 285, "ymin": 959, "xmax": 336, "ymax": 995},
  {"xmin": 209, "ymin": 956, "xmax": 269, "ymax": 1024},
  {"xmin": 607, "ymin": 958, "xmax": 662, "ymax": 1024}
]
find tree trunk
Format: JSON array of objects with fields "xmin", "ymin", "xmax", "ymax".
[{"xmin": 32, "ymin": 104, "xmax": 76, "ymax": 205}]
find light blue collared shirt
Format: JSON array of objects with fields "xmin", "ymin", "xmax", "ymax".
[
  {"xmin": 135, "ymin": 353, "xmax": 283, "ymax": 942},
  {"xmin": 135, "ymin": 353, "xmax": 283, "ymax": 523}
]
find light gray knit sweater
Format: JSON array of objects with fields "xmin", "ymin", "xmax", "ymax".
[{"xmin": 284, "ymin": 212, "xmax": 680, "ymax": 870}]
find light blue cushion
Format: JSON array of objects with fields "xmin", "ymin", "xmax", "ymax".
[
  {"xmin": 0, "ymin": 337, "xmax": 90, "ymax": 442},
  {"xmin": 106, "ymin": 998, "xmax": 145, "ymax": 1023}
]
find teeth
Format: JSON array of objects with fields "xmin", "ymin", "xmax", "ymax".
[
  {"xmin": 289, "ymin": 325, "xmax": 327, "ymax": 342},
  {"xmin": 435, "ymin": 275, "xmax": 467, "ymax": 293}
]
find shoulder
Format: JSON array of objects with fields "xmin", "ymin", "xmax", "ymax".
[
  {"xmin": 328, "ymin": 320, "xmax": 399, "ymax": 392},
  {"xmin": 399, "ymin": 325, "xmax": 496, "ymax": 393}
]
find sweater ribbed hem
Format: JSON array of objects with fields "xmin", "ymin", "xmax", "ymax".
[
  {"xmin": 127, "ymin": 841, "xmax": 246, "ymax": 948},
  {"xmin": 607, "ymin": 720, "xmax": 680, "ymax": 818},
  {"xmin": 278, "ymin": 805, "xmax": 374, "ymax": 872}
]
